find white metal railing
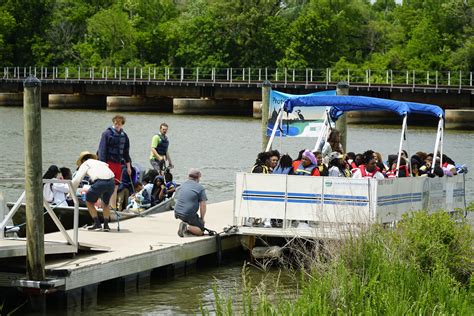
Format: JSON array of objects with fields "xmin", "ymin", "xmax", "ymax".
[
  {"xmin": 0, "ymin": 178, "xmax": 79, "ymax": 252},
  {"xmin": 1, "ymin": 67, "xmax": 472, "ymax": 89}
]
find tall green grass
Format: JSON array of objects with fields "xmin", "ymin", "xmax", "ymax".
[{"xmin": 208, "ymin": 209, "xmax": 473, "ymax": 315}]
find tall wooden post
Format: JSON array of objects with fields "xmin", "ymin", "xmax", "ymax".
[
  {"xmin": 336, "ymin": 81, "xmax": 349, "ymax": 153},
  {"xmin": 23, "ymin": 76, "xmax": 45, "ymax": 281},
  {"xmin": 261, "ymin": 80, "xmax": 271, "ymax": 152}
]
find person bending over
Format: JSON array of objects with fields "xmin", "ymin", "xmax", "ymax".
[{"xmin": 174, "ymin": 169, "xmax": 208, "ymax": 237}]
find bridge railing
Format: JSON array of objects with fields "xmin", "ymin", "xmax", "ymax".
[{"xmin": 1, "ymin": 66, "xmax": 473, "ymax": 88}]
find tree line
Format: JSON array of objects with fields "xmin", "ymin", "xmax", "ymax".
[{"xmin": 0, "ymin": 0, "xmax": 472, "ymax": 72}]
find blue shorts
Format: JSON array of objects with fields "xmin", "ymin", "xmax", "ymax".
[
  {"xmin": 175, "ymin": 213, "xmax": 205, "ymax": 231},
  {"xmin": 86, "ymin": 178, "xmax": 115, "ymax": 204}
]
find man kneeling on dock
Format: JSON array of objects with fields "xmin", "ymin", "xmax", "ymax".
[
  {"xmin": 72, "ymin": 151, "xmax": 116, "ymax": 231},
  {"xmin": 174, "ymin": 168, "xmax": 208, "ymax": 237}
]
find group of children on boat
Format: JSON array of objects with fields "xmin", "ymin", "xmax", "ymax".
[{"xmin": 251, "ymin": 129, "xmax": 467, "ymax": 179}]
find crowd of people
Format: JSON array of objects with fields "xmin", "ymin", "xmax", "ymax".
[
  {"xmin": 41, "ymin": 115, "xmax": 207, "ymax": 237},
  {"xmin": 251, "ymin": 129, "xmax": 467, "ymax": 179}
]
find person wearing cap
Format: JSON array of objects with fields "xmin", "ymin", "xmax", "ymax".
[
  {"xmin": 72, "ymin": 151, "xmax": 116, "ymax": 231},
  {"xmin": 328, "ymin": 152, "xmax": 350, "ymax": 177},
  {"xmin": 150, "ymin": 122, "xmax": 174, "ymax": 174},
  {"xmin": 293, "ymin": 150, "xmax": 320, "ymax": 176},
  {"xmin": 174, "ymin": 168, "xmax": 208, "ymax": 237},
  {"xmin": 97, "ymin": 115, "xmax": 132, "ymax": 209}
]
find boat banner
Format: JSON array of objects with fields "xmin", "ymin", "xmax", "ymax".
[{"xmin": 267, "ymin": 90, "xmax": 336, "ymax": 137}]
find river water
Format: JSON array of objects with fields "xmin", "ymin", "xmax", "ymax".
[{"xmin": 0, "ymin": 106, "xmax": 473, "ymax": 313}]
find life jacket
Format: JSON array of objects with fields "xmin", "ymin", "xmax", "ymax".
[
  {"xmin": 397, "ymin": 165, "xmax": 409, "ymax": 177},
  {"xmin": 294, "ymin": 161, "xmax": 319, "ymax": 176},
  {"xmin": 106, "ymin": 126, "xmax": 126, "ymax": 162},
  {"xmin": 357, "ymin": 165, "xmax": 379, "ymax": 178},
  {"xmin": 251, "ymin": 164, "xmax": 269, "ymax": 174},
  {"xmin": 155, "ymin": 133, "xmax": 169, "ymax": 156}
]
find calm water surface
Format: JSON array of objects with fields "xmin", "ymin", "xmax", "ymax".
[{"xmin": 0, "ymin": 106, "xmax": 472, "ymax": 313}]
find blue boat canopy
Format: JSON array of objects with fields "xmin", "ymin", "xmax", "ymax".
[{"xmin": 283, "ymin": 95, "xmax": 444, "ymax": 121}]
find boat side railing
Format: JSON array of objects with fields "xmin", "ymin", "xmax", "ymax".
[
  {"xmin": 234, "ymin": 173, "xmax": 466, "ymax": 232},
  {"xmin": 0, "ymin": 178, "xmax": 79, "ymax": 252}
]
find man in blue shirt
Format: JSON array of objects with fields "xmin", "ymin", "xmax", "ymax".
[{"xmin": 174, "ymin": 168, "xmax": 207, "ymax": 237}]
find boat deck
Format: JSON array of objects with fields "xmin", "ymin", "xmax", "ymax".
[{"xmin": 0, "ymin": 200, "xmax": 239, "ymax": 291}]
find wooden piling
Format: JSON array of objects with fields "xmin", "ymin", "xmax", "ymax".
[
  {"xmin": 23, "ymin": 76, "xmax": 45, "ymax": 281},
  {"xmin": 336, "ymin": 81, "xmax": 349, "ymax": 153},
  {"xmin": 261, "ymin": 80, "xmax": 271, "ymax": 151}
]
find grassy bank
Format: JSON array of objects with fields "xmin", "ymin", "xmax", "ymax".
[{"xmin": 208, "ymin": 208, "xmax": 473, "ymax": 315}]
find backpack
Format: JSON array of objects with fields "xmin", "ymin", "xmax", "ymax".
[{"xmin": 43, "ymin": 183, "xmax": 54, "ymax": 203}]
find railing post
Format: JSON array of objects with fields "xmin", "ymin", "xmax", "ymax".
[
  {"xmin": 119, "ymin": 67, "xmax": 122, "ymax": 81},
  {"xmin": 34, "ymin": 67, "xmax": 36, "ymax": 77},
  {"xmin": 412, "ymin": 70, "xmax": 415, "ymax": 90},
  {"xmin": 140, "ymin": 67, "xmax": 143, "ymax": 80},
  {"xmin": 459, "ymin": 71, "xmax": 462, "ymax": 90},
  {"xmin": 105, "ymin": 66, "xmax": 108, "ymax": 80},
  {"xmin": 181, "ymin": 67, "xmax": 184, "ymax": 82},
  {"xmin": 305, "ymin": 68, "xmax": 308, "ymax": 85},
  {"xmin": 53, "ymin": 67, "xmax": 56, "ymax": 80},
  {"xmin": 448, "ymin": 71, "xmax": 451, "ymax": 86},
  {"xmin": 165, "ymin": 67, "xmax": 168, "ymax": 81},
  {"xmin": 326, "ymin": 68, "xmax": 329, "ymax": 86},
  {"xmin": 65, "ymin": 67, "xmax": 69, "ymax": 80},
  {"xmin": 406, "ymin": 70, "xmax": 409, "ymax": 85},
  {"xmin": 329, "ymin": 68, "xmax": 332, "ymax": 83},
  {"xmin": 386, "ymin": 70, "xmax": 389, "ymax": 84},
  {"xmin": 91, "ymin": 67, "xmax": 94, "ymax": 80},
  {"xmin": 242, "ymin": 68, "xmax": 245, "ymax": 81},
  {"xmin": 292, "ymin": 69, "xmax": 295, "ymax": 82},
  {"xmin": 114, "ymin": 67, "xmax": 116, "ymax": 79},
  {"xmin": 78, "ymin": 66, "xmax": 80, "ymax": 80},
  {"xmin": 390, "ymin": 70, "xmax": 393, "ymax": 88},
  {"xmin": 265, "ymin": 67, "xmax": 268, "ymax": 81},
  {"xmin": 310, "ymin": 69, "xmax": 313, "ymax": 82},
  {"xmin": 101, "ymin": 67, "xmax": 104, "ymax": 79},
  {"xmin": 258, "ymin": 68, "xmax": 261, "ymax": 81},
  {"xmin": 212, "ymin": 68, "xmax": 216, "ymax": 83},
  {"xmin": 148, "ymin": 67, "xmax": 150, "ymax": 82},
  {"xmin": 275, "ymin": 68, "xmax": 278, "ymax": 82},
  {"xmin": 368, "ymin": 69, "xmax": 371, "ymax": 87},
  {"xmin": 436, "ymin": 71, "xmax": 438, "ymax": 89},
  {"xmin": 44, "ymin": 67, "xmax": 47, "ymax": 79},
  {"xmin": 470, "ymin": 72, "xmax": 472, "ymax": 87},
  {"xmin": 133, "ymin": 67, "xmax": 136, "ymax": 81},
  {"xmin": 284, "ymin": 68, "xmax": 287, "ymax": 85},
  {"xmin": 230, "ymin": 68, "xmax": 232, "ymax": 83},
  {"xmin": 248, "ymin": 67, "xmax": 251, "ymax": 84},
  {"xmin": 196, "ymin": 67, "xmax": 199, "ymax": 83},
  {"xmin": 427, "ymin": 71, "xmax": 429, "ymax": 85},
  {"xmin": 23, "ymin": 67, "xmax": 26, "ymax": 78}
]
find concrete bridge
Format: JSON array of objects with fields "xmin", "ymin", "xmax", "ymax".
[{"xmin": 1, "ymin": 66, "xmax": 473, "ymax": 128}]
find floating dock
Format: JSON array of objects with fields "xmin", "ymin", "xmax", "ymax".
[{"xmin": 0, "ymin": 200, "xmax": 241, "ymax": 310}]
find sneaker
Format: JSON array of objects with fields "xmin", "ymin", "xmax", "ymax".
[
  {"xmin": 103, "ymin": 222, "xmax": 110, "ymax": 232},
  {"xmin": 87, "ymin": 223, "xmax": 102, "ymax": 230},
  {"xmin": 177, "ymin": 221, "xmax": 187, "ymax": 237}
]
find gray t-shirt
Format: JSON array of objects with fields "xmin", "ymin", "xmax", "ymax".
[{"xmin": 174, "ymin": 179, "xmax": 207, "ymax": 217}]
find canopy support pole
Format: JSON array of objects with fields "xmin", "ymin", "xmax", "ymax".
[
  {"xmin": 432, "ymin": 117, "xmax": 444, "ymax": 172},
  {"xmin": 265, "ymin": 109, "xmax": 284, "ymax": 152},
  {"xmin": 440, "ymin": 123, "xmax": 444, "ymax": 167},
  {"xmin": 395, "ymin": 114, "xmax": 407, "ymax": 177},
  {"xmin": 313, "ymin": 111, "xmax": 329, "ymax": 152}
]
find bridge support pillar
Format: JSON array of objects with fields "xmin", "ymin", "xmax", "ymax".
[
  {"xmin": 173, "ymin": 98, "xmax": 252, "ymax": 116},
  {"xmin": 0, "ymin": 92, "xmax": 23, "ymax": 106},
  {"xmin": 48, "ymin": 94, "xmax": 106, "ymax": 109},
  {"xmin": 106, "ymin": 96, "xmax": 172, "ymax": 112},
  {"xmin": 252, "ymin": 101, "xmax": 262, "ymax": 119},
  {"xmin": 445, "ymin": 109, "xmax": 474, "ymax": 130}
]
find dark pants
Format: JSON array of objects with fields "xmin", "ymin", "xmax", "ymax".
[{"xmin": 175, "ymin": 212, "xmax": 204, "ymax": 231}]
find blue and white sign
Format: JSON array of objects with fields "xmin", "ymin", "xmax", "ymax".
[{"xmin": 267, "ymin": 90, "xmax": 336, "ymax": 137}]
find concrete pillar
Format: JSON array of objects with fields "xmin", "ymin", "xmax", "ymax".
[
  {"xmin": 106, "ymin": 96, "xmax": 172, "ymax": 112},
  {"xmin": 0, "ymin": 92, "xmax": 23, "ymax": 106},
  {"xmin": 445, "ymin": 109, "xmax": 474, "ymax": 130},
  {"xmin": 253, "ymin": 101, "xmax": 262, "ymax": 119},
  {"xmin": 48, "ymin": 94, "xmax": 106, "ymax": 109},
  {"xmin": 173, "ymin": 98, "xmax": 252, "ymax": 116}
]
